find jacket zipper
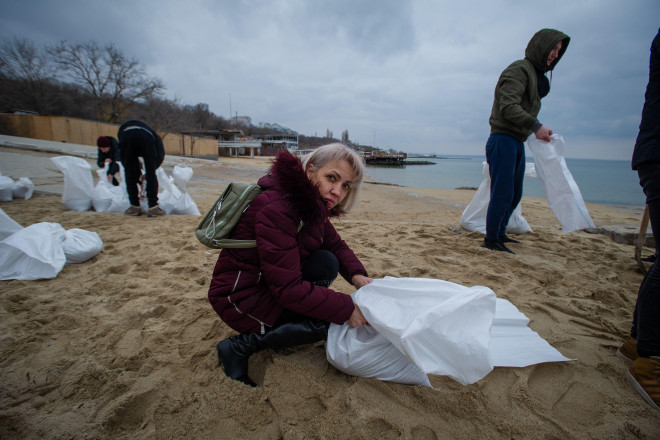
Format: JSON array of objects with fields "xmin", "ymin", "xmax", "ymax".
[{"xmin": 227, "ymin": 270, "xmax": 269, "ymax": 334}]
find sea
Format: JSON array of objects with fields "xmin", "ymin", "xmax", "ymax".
[{"xmin": 364, "ymin": 155, "xmax": 646, "ymax": 208}]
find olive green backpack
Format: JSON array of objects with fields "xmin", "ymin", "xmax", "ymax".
[{"xmin": 195, "ymin": 182, "xmax": 264, "ymax": 249}]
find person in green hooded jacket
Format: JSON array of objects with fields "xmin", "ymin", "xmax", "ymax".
[{"xmin": 483, "ymin": 28, "xmax": 570, "ymax": 253}]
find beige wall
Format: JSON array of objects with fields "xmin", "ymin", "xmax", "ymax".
[{"xmin": 0, "ymin": 114, "xmax": 218, "ymax": 156}]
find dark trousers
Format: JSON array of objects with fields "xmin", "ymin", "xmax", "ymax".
[
  {"xmin": 119, "ymin": 130, "xmax": 164, "ymax": 208},
  {"xmin": 485, "ymin": 133, "xmax": 526, "ymax": 241},
  {"xmin": 275, "ymin": 250, "xmax": 339, "ymax": 326},
  {"xmin": 630, "ymin": 162, "xmax": 660, "ymax": 357}
]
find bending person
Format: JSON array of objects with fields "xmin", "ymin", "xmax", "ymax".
[
  {"xmin": 117, "ymin": 120, "xmax": 166, "ymax": 216},
  {"xmin": 96, "ymin": 135, "xmax": 120, "ymax": 186},
  {"xmin": 208, "ymin": 143, "xmax": 373, "ymax": 386}
]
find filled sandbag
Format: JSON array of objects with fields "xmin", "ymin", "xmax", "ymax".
[
  {"xmin": 0, "ymin": 207, "xmax": 23, "ymax": 241},
  {"xmin": 0, "ymin": 222, "xmax": 66, "ymax": 280},
  {"xmin": 51, "ymin": 156, "xmax": 94, "ymax": 211},
  {"xmin": 62, "ymin": 228, "xmax": 103, "ymax": 264},
  {"xmin": 0, "ymin": 175, "xmax": 14, "ymax": 202},
  {"xmin": 12, "ymin": 177, "xmax": 35, "ymax": 200}
]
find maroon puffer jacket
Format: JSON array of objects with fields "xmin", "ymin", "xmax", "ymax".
[{"xmin": 208, "ymin": 150, "xmax": 368, "ymax": 334}]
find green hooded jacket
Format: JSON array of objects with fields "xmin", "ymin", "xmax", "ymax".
[{"xmin": 488, "ymin": 29, "xmax": 570, "ymax": 142}]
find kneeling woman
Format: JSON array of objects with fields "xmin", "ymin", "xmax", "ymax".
[{"xmin": 208, "ymin": 143, "xmax": 373, "ymax": 386}]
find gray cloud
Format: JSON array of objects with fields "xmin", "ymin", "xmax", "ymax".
[{"xmin": 0, "ymin": 0, "xmax": 658, "ymax": 159}]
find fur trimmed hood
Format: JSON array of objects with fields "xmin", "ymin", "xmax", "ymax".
[{"xmin": 257, "ymin": 150, "xmax": 338, "ymax": 229}]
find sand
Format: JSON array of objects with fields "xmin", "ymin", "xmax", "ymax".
[{"xmin": 0, "ymin": 151, "xmax": 658, "ymax": 439}]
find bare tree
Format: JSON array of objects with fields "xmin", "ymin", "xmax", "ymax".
[
  {"xmin": 47, "ymin": 40, "xmax": 164, "ymax": 122},
  {"xmin": 0, "ymin": 36, "xmax": 55, "ymax": 113},
  {"xmin": 341, "ymin": 129, "xmax": 349, "ymax": 143}
]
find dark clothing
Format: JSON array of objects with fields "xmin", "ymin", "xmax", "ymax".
[
  {"xmin": 208, "ymin": 150, "xmax": 367, "ymax": 334},
  {"xmin": 488, "ymin": 29, "xmax": 570, "ymax": 142},
  {"xmin": 117, "ymin": 120, "xmax": 164, "ymax": 208},
  {"xmin": 485, "ymin": 29, "xmax": 569, "ymax": 241},
  {"xmin": 632, "ymin": 30, "xmax": 660, "ymax": 170},
  {"xmin": 96, "ymin": 136, "xmax": 120, "ymax": 185},
  {"xmin": 630, "ymin": 29, "xmax": 660, "ymax": 357},
  {"xmin": 485, "ymin": 134, "xmax": 526, "ymax": 241}
]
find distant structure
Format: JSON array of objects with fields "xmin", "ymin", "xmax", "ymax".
[
  {"xmin": 233, "ymin": 115, "xmax": 252, "ymax": 126},
  {"xmin": 362, "ymin": 150, "xmax": 407, "ymax": 166},
  {"xmin": 258, "ymin": 121, "xmax": 297, "ymax": 134},
  {"xmin": 182, "ymin": 129, "xmax": 298, "ymax": 158}
]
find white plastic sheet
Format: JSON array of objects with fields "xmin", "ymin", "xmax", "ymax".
[
  {"xmin": 62, "ymin": 228, "xmax": 103, "ymax": 264},
  {"xmin": 460, "ymin": 162, "xmax": 534, "ymax": 234},
  {"xmin": 526, "ymin": 135, "xmax": 595, "ymax": 233},
  {"xmin": 326, "ymin": 277, "xmax": 573, "ymax": 386},
  {"xmin": 0, "ymin": 207, "xmax": 23, "ymax": 241},
  {"xmin": 51, "ymin": 156, "xmax": 94, "ymax": 211},
  {"xmin": 0, "ymin": 222, "xmax": 66, "ymax": 280}
]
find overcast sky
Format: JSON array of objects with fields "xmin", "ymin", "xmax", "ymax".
[{"xmin": 1, "ymin": 0, "xmax": 658, "ymax": 160}]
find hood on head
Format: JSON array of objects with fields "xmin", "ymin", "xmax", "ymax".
[{"xmin": 525, "ymin": 28, "xmax": 570, "ymax": 72}]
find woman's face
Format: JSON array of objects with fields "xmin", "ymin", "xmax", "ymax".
[{"xmin": 306, "ymin": 159, "xmax": 355, "ymax": 210}]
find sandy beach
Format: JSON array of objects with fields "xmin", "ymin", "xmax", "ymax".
[{"xmin": 0, "ymin": 147, "xmax": 658, "ymax": 439}]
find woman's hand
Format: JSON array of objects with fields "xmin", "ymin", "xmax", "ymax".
[
  {"xmin": 347, "ymin": 305, "xmax": 369, "ymax": 327},
  {"xmin": 351, "ymin": 274, "xmax": 373, "ymax": 289}
]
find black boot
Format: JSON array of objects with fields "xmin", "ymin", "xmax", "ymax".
[
  {"xmin": 216, "ymin": 319, "xmax": 329, "ymax": 386},
  {"xmin": 482, "ymin": 238, "xmax": 515, "ymax": 254}
]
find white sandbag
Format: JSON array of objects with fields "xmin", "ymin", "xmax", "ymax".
[
  {"xmin": 93, "ymin": 164, "xmax": 130, "ymax": 213},
  {"xmin": 156, "ymin": 168, "xmax": 200, "ymax": 215},
  {"xmin": 327, "ymin": 323, "xmax": 432, "ymax": 387},
  {"xmin": 0, "ymin": 175, "xmax": 14, "ymax": 202},
  {"xmin": 12, "ymin": 177, "xmax": 35, "ymax": 200},
  {"xmin": 326, "ymin": 277, "xmax": 573, "ymax": 387},
  {"xmin": 0, "ymin": 222, "xmax": 66, "ymax": 280},
  {"xmin": 172, "ymin": 165, "xmax": 193, "ymax": 190},
  {"xmin": 526, "ymin": 135, "xmax": 595, "ymax": 233},
  {"xmin": 0, "ymin": 207, "xmax": 23, "ymax": 241},
  {"xmin": 62, "ymin": 228, "xmax": 103, "ymax": 264},
  {"xmin": 51, "ymin": 156, "xmax": 94, "ymax": 211},
  {"xmin": 460, "ymin": 162, "xmax": 533, "ymax": 234}
]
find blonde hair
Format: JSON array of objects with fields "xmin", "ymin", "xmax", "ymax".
[{"xmin": 301, "ymin": 143, "xmax": 365, "ymax": 214}]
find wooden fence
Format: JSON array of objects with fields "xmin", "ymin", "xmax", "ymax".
[{"xmin": 0, "ymin": 114, "xmax": 219, "ymax": 156}]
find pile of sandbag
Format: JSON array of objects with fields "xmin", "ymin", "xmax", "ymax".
[
  {"xmin": 0, "ymin": 207, "xmax": 103, "ymax": 280},
  {"xmin": 0, "ymin": 173, "xmax": 35, "ymax": 202},
  {"xmin": 52, "ymin": 156, "xmax": 200, "ymax": 215}
]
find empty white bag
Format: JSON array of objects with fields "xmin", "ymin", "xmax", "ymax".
[
  {"xmin": 51, "ymin": 156, "xmax": 94, "ymax": 211},
  {"xmin": 526, "ymin": 134, "xmax": 595, "ymax": 233},
  {"xmin": 460, "ymin": 161, "xmax": 534, "ymax": 234},
  {"xmin": 0, "ymin": 222, "xmax": 66, "ymax": 280}
]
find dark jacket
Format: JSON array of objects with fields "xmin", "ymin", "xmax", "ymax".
[
  {"xmin": 96, "ymin": 136, "xmax": 120, "ymax": 175},
  {"xmin": 489, "ymin": 29, "xmax": 570, "ymax": 142},
  {"xmin": 117, "ymin": 120, "xmax": 165, "ymax": 166},
  {"xmin": 208, "ymin": 150, "xmax": 367, "ymax": 334},
  {"xmin": 632, "ymin": 29, "xmax": 660, "ymax": 170}
]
